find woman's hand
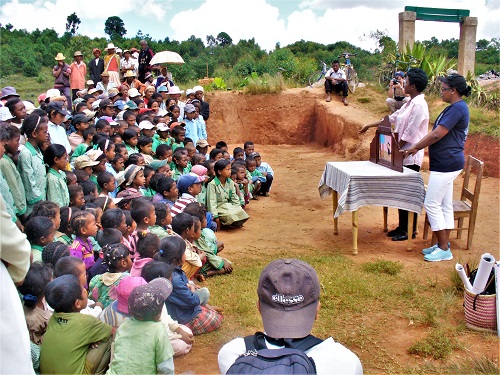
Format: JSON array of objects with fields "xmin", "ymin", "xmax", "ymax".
[{"xmin": 402, "ymin": 146, "xmax": 418, "ymax": 157}]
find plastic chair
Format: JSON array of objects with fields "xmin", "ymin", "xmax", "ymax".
[{"xmin": 423, "ymin": 155, "xmax": 484, "ymax": 249}]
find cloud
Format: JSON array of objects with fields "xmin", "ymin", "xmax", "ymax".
[{"xmin": 299, "ymin": 0, "xmax": 398, "ymax": 11}]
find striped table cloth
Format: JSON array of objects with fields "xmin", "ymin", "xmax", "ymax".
[{"xmin": 319, "ymin": 161, "xmax": 425, "ymax": 218}]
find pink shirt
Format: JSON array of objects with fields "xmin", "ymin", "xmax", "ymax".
[
  {"xmin": 70, "ymin": 61, "xmax": 87, "ymax": 90},
  {"xmin": 70, "ymin": 236, "xmax": 95, "ymax": 269},
  {"xmin": 130, "ymin": 257, "xmax": 153, "ymax": 277},
  {"xmin": 389, "ymin": 94, "xmax": 429, "ymax": 167}
]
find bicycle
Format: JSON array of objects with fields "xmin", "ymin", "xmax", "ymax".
[
  {"xmin": 308, "ymin": 60, "xmax": 327, "ymax": 87},
  {"xmin": 338, "ymin": 52, "xmax": 359, "ymax": 93},
  {"xmin": 378, "ymin": 54, "xmax": 419, "ymax": 88}
]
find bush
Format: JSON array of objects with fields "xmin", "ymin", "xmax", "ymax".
[{"xmin": 22, "ymin": 58, "xmax": 40, "ymax": 77}]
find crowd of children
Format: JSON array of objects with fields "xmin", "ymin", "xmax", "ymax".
[{"xmin": 0, "ymin": 82, "xmax": 275, "ymax": 374}]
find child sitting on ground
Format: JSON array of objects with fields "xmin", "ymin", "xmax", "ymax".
[
  {"xmin": 29, "ymin": 200, "xmax": 61, "ymax": 237},
  {"xmin": 25, "ymin": 216, "xmax": 55, "ymax": 263},
  {"xmin": 250, "ymin": 151, "xmax": 274, "ymax": 196},
  {"xmin": 42, "ymin": 241, "xmax": 70, "ymax": 268},
  {"xmin": 123, "ymin": 128, "xmax": 139, "ymax": 155},
  {"xmin": 106, "ymin": 277, "xmax": 174, "ymax": 374},
  {"xmin": 246, "ymin": 156, "xmax": 265, "ymax": 198},
  {"xmin": 170, "ymin": 147, "xmax": 190, "ymax": 181},
  {"xmin": 130, "ymin": 231, "xmax": 160, "ymax": 277},
  {"xmin": 40, "ymin": 275, "xmax": 113, "ymax": 374},
  {"xmin": 138, "ymin": 136, "xmax": 154, "ymax": 165},
  {"xmin": 142, "ymin": 165, "xmax": 156, "ymax": 197},
  {"xmin": 155, "ymin": 144, "xmax": 173, "ymax": 163},
  {"xmin": 97, "ymin": 171, "xmax": 116, "ymax": 198},
  {"xmin": 129, "ymin": 198, "xmax": 156, "ymax": 256},
  {"xmin": 69, "ymin": 185, "xmax": 86, "ymax": 208},
  {"xmin": 231, "ymin": 162, "xmax": 249, "ymax": 206},
  {"xmin": 155, "ymin": 236, "xmax": 223, "ymax": 336},
  {"xmin": 207, "ymin": 159, "xmax": 249, "ymax": 230},
  {"xmin": 55, "ymin": 206, "xmax": 74, "ymax": 245},
  {"xmin": 152, "ymin": 177, "xmax": 178, "ymax": 207},
  {"xmin": 171, "ymin": 173, "xmax": 204, "ymax": 217},
  {"xmin": 69, "ymin": 210, "xmax": 99, "ymax": 272},
  {"xmin": 172, "ymin": 212, "xmax": 205, "ymax": 281},
  {"xmin": 18, "ymin": 262, "xmax": 53, "ymax": 345},
  {"xmin": 141, "ymin": 261, "xmax": 194, "ymax": 357},
  {"xmin": 183, "ymin": 202, "xmax": 232, "ymax": 277},
  {"xmin": 89, "ymin": 243, "xmax": 132, "ymax": 308},
  {"xmin": 149, "ymin": 202, "xmax": 173, "ymax": 239}
]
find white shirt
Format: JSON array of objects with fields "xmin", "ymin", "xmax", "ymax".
[
  {"xmin": 326, "ymin": 68, "xmax": 346, "ymax": 80},
  {"xmin": 48, "ymin": 121, "xmax": 71, "ymax": 154},
  {"xmin": 96, "ymin": 81, "xmax": 117, "ymax": 97},
  {"xmin": 218, "ymin": 336, "xmax": 363, "ymax": 375}
]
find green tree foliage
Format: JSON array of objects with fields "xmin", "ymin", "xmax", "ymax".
[
  {"xmin": 104, "ymin": 16, "xmax": 127, "ymax": 40},
  {"xmin": 216, "ymin": 32, "xmax": 233, "ymax": 47},
  {"xmin": 66, "ymin": 12, "xmax": 81, "ymax": 36}
]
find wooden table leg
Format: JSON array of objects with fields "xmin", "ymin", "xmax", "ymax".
[
  {"xmin": 332, "ymin": 191, "xmax": 338, "ymax": 235},
  {"xmin": 352, "ymin": 210, "xmax": 358, "ymax": 255},
  {"xmin": 407, "ymin": 212, "xmax": 414, "ymax": 251}
]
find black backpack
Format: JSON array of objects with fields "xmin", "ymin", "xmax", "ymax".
[{"xmin": 226, "ymin": 332, "xmax": 323, "ymax": 374}]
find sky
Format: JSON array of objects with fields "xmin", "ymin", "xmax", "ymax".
[{"xmin": 0, "ymin": 0, "xmax": 499, "ymax": 52}]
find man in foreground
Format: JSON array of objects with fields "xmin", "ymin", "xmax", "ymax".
[{"xmin": 218, "ymin": 258, "xmax": 363, "ymax": 374}]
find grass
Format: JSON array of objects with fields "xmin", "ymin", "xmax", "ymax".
[
  {"xmin": 408, "ymin": 329, "xmax": 462, "ymax": 359},
  {"xmin": 362, "ymin": 259, "xmax": 403, "ymax": 275}
]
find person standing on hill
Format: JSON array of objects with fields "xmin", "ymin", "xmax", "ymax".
[
  {"xmin": 104, "ymin": 43, "xmax": 121, "ymax": 87},
  {"xmin": 70, "ymin": 51, "xmax": 87, "ymax": 102},
  {"xmin": 138, "ymin": 40, "xmax": 154, "ymax": 83},
  {"xmin": 53, "ymin": 53, "xmax": 72, "ymax": 109},
  {"xmin": 89, "ymin": 48, "xmax": 105, "ymax": 84}
]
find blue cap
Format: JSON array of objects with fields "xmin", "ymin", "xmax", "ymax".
[{"xmin": 177, "ymin": 173, "xmax": 204, "ymax": 194}]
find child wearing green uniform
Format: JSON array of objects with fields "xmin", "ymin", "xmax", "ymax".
[
  {"xmin": 18, "ymin": 113, "xmax": 49, "ymax": 214},
  {"xmin": 44, "ymin": 144, "xmax": 70, "ymax": 208}
]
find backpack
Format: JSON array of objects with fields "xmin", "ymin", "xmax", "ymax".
[{"xmin": 226, "ymin": 331, "xmax": 323, "ymax": 374}]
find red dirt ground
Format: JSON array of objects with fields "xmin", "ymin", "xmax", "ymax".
[{"xmin": 174, "ymin": 88, "xmax": 499, "ymax": 373}]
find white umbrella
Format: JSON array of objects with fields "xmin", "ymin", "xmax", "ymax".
[{"xmin": 150, "ymin": 51, "xmax": 185, "ymax": 65}]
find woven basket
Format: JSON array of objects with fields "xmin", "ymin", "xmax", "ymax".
[{"xmin": 464, "ymin": 290, "xmax": 497, "ymax": 332}]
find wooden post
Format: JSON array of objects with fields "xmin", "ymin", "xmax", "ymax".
[
  {"xmin": 383, "ymin": 206, "xmax": 388, "ymax": 232},
  {"xmin": 352, "ymin": 210, "xmax": 358, "ymax": 255},
  {"xmin": 332, "ymin": 191, "xmax": 338, "ymax": 235}
]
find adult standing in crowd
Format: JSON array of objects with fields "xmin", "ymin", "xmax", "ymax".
[
  {"xmin": 96, "ymin": 72, "xmax": 117, "ymax": 97},
  {"xmin": 53, "ymin": 53, "xmax": 72, "ymax": 109},
  {"xmin": 193, "ymin": 86, "xmax": 209, "ymax": 122},
  {"xmin": 104, "ymin": 43, "xmax": 121, "ymax": 87},
  {"xmin": 121, "ymin": 49, "xmax": 138, "ymax": 77},
  {"xmin": 70, "ymin": 51, "xmax": 87, "ymax": 101},
  {"xmin": 138, "ymin": 40, "xmax": 154, "ymax": 83},
  {"xmin": 404, "ymin": 73, "xmax": 471, "ymax": 262},
  {"xmin": 359, "ymin": 68, "xmax": 429, "ymax": 242},
  {"xmin": 89, "ymin": 48, "xmax": 105, "ymax": 84},
  {"xmin": 386, "ymin": 71, "xmax": 410, "ymax": 113}
]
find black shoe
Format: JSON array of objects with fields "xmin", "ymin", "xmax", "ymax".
[
  {"xmin": 387, "ymin": 227, "xmax": 403, "ymax": 237},
  {"xmin": 392, "ymin": 232, "xmax": 417, "ymax": 241}
]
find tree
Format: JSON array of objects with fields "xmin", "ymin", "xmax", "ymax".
[
  {"xmin": 66, "ymin": 12, "xmax": 81, "ymax": 35},
  {"xmin": 206, "ymin": 35, "xmax": 216, "ymax": 48},
  {"xmin": 216, "ymin": 32, "xmax": 232, "ymax": 47},
  {"xmin": 104, "ymin": 16, "xmax": 127, "ymax": 39}
]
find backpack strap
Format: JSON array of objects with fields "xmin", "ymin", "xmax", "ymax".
[{"xmin": 244, "ymin": 331, "xmax": 323, "ymax": 352}]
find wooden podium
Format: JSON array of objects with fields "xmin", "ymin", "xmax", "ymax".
[{"xmin": 369, "ymin": 116, "xmax": 404, "ymax": 172}]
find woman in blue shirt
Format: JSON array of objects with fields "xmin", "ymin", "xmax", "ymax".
[{"xmin": 404, "ymin": 73, "xmax": 471, "ymax": 262}]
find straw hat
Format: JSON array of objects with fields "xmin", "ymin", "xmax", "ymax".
[
  {"xmin": 54, "ymin": 53, "xmax": 66, "ymax": 61},
  {"xmin": 73, "ymin": 51, "xmax": 83, "ymax": 57},
  {"xmin": 106, "ymin": 43, "xmax": 116, "ymax": 50},
  {"xmin": 124, "ymin": 70, "xmax": 136, "ymax": 78}
]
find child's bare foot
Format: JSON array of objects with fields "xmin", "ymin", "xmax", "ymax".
[{"xmin": 194, "ymin": 274, "xmax": 205, "ymax": 282}]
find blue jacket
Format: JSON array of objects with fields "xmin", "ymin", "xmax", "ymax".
[{"xmin": 165, "ymin": 266, "xmax": 201, "ymax": 324}]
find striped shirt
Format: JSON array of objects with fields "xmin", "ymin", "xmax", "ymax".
[{"xmin": 171, "ymin": 194, "xmax": 197, "ymax": 217}]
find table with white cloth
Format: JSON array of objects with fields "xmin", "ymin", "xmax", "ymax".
[{"xmin": 318, "ymin": 161, "xmax": 425, "ymax": 254}]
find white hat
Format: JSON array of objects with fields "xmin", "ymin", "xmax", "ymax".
[
  {"xmin": 115, "ymin": 110, "xmax": 125, "ymax": 121},
  {"xmin": 168, "ymin": 86, "xmax": 184, "ymax": 95},
  {"xmin": 46, "ymin": 88, "xmax": 61, "ymax": 99},
  {"xmin": 23, "ymin": 101, "xmax": 36, "ymax": 115},
  {"xmin": 186, "ymin": 89, "xmax": 194, "ymax": 96},
  {"xmin": 0, "ymin": 107, "xmax": 14, "ymax": 121},
  {"xmin": 88, "ymin": 88, "xmax": 99, "ymax": 95},
  {"xmin": 139, "ymin": 120, "xmax": 155, "ymax": 130},
  {"xmin": 128, "ymin": 88, "xmax": 141, "ymax": 98},
  {"xmin": 116, "ymin": 48, "xmax": 122, "ymax": 53},
  {"xmin": 106, "ymin": 43, "xmax": 116, "ymax": 50},
  {"xmin": 156, "ymin": 123, "xmax": 170, "ymax": 132},
  {"xmin": 92, "ymin": 99, "xmax": 101, "ymax": 110},
  {"xmin": 192, "ymin": 85, "xmax": 204, "ymax": 93}
]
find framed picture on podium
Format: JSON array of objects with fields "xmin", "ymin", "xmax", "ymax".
[{"xmin": 369, "ymin": 116, "xmax": 404, "ymax": 172}]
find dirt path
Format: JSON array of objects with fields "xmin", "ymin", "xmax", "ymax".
[{"xmin": 175, "ymin": 90, "xmax": 499, "ymax": 373}]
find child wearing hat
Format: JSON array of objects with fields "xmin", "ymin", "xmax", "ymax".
[
  {"xmin": 170, "ymin": 173, "xmax": 204, "ymax": 217},
  {"xmin": 107, "ymin": 278, "xmax": 175, "ymax": 374}
]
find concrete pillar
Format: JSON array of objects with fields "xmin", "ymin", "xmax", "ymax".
[
  {"xmin": 399, "ymin": 11, "xmax": 416, "ymax": 53},
  {"xmin": 458, "ymin": 17, "xmax": 478, "ymax": 77}
]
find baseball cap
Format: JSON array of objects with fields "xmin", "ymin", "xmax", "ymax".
[
  {"xmin": 116, "ymin": 276, "xmax": 147, "ymax": 314},
  {"xmin": 46, "ymin": 101, "xmax": 69, "ymax": 116},
  {"xmin": 149, "ymin": 159, "xmax": 169, "ymax": 171},
  {"xmin": 394, "ymin": 71, "xmax": 404, "ymax": 78},
  {"xmin": 88, "ymin": 88, "xmax": 99, "ymax": 95},
  {"xmin": 100, "ymin": 116, "xmax": 118, "ymax": 126},
  {"xmin": 114, "ymin": 99, "xmax": 128, "ymax": 111},
  {"xmin": 37, "ymin": 93, "xmax": 47, "ymax": 104},
  {"xmin": 249, "ymin": 152, "xmax": 261, "ymax": 158},
  {"xmin": 168, "ymin": 86, "xmax": 183, "ymax": 95},
  {"xmin": 169, "ymin": 121, "xmax": 185, "ymax": 130},
  {"xmin": 257, "ymin": 259, "xmax": 320, "ymax": 339},
  {"xmin": 156, "ymin": 123, "xmax": 170, "ymax": 132},
  {"xmin": 438, "ymin": 73, "xmax": 470, "ymax": 95},
  {"xmin": 186, "ymin": 88, "xmax": 195, "ymax": 96},
  {"xmin": 139, "ymin": 120, "xmax": 155, "ymax": 130},
  {"xmin": 191, "ymin": 165, "xmax": 208, "ymax": 177},
  {"xmin": 196, "ymin": 139, "xmax": 210, "ymax": 148},
  {"xmin": 177, "ymin": 172, "xmax": 204, "ymax": 194},
  {"xmin": 99, "ymin": 98, "xmax": 117, "ymax": 108},
  {"xmin": 192, "ymin": 85, "xmax": 204, "ymax": 93},
  {"xmin": 108, "ymin": 88, "xmax": 120, "ymax": 98},
  {"xmin": 125, "ymin": 100, "xmax": 138, "ymax": 110},
  {"xmin": 0, "ymin": 107, "xmax": 14, "ymax": 121},
  {"xmin": 46, "ymin": 88, "xmax": 61, "ymax": 100},
  {"xmin": 184, "ymin": 104, "xmax": 196, "ymax": 113},
  {"xmin": 128, "ymin": 88, "xmax": 141, "ymax": 98},
  {"xmin": 128, "ymin": 278, "xmax": 173, "ymax": 321},
  {"xmin": 157, "ymin": 85, "xmax": 169, "ymax": 93},
  {"xmin": 71, "ymin": 113, "xmax": 90, "ymax": 125}
]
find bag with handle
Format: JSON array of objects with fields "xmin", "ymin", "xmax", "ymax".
[{"xmin": 226, "ymin": 331, "xmax": 322, "ymax": 374}]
